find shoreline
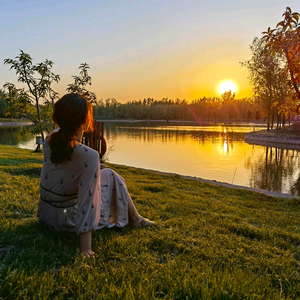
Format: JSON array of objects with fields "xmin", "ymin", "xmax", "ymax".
[
  {"xmin": 0, "ymin": 121, "xmax": 33, "ymax": 127},
  {"xmin": 245, "ymin": 128, "xmax": 300, "ymax": 149},
  {"xmin": 97, "ymin": 119, "xmax": 268, "ymax": 126},
  {"xmin": 0, "ymin": 119, "xmax": 268, "ymax": 127},
  {"xmin": 109, "ymin": 163, "xmax": 298, "ymax": 199}
]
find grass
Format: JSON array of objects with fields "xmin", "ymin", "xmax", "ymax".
[{"xmin": 0, "ymin": 145, "xmax": 300, "ymax": 299}]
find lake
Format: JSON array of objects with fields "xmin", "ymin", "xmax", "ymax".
[{"xmin": 1, "ymin": 121, "xmax": 300, "ymax": 196}]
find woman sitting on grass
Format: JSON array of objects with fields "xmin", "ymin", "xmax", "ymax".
[{"xmin": 37, "ymin": 93, "xmax": 154, "ymax": 258}]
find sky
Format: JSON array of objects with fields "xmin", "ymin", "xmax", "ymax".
[{"xmin": 1, "ymin": 0, "xmax": 299, "ymax": 103}]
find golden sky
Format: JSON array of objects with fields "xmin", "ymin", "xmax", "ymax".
[{"xmin": 1, "ymin": 1, "xmax": 299, "ymax": 102}]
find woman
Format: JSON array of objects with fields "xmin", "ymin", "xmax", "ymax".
[{"xmin": 38, "ymin": 93, "xmax": 154, "ymax": 258}]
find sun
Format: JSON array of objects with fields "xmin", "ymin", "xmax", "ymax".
[{"xmin": 218, "ymin": 80, "xmax": 237, "ymax": 95}]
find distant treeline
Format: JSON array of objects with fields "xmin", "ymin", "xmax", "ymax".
[{"xmin": 93, "ymin": 93, "xmax": 296, "ymax": 124}]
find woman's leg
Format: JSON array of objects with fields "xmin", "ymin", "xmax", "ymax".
[
  {"xmin": 101, "ymin": 168, "xmax": 154, "ymax": 227},
  {"xmin": 127, "ymin": 194, "xmax": 155, "ymax": 227},
  {"xmin": 127, "ymin": 195, "xmax": 141, "ymax": 224}
]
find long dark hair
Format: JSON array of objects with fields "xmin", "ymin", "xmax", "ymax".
[{"xmin": 48, "ymin": 93, "xmax": 94, "ymax": 163}]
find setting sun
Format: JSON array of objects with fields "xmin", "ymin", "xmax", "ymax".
[{"xmin": 218, "ymin": 80, "xmax": 237, "ymax": 95}]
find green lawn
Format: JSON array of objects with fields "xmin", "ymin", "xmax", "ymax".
[{"xmin": 0, "ymin": 145, "xmax": 300, "ymax": 299}]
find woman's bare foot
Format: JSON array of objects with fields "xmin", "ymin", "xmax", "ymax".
[
  {"xmin": 81, "ymin": 249, "xmax": 95, "ymax": 258},
  {"xmin": 130, "ymin": 217, "xmax": 155, "ymax": 227}
]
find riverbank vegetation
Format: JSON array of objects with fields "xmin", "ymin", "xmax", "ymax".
[{"xmin": 1, "ymin": 145, "xmax": 300, "ymax": 299}]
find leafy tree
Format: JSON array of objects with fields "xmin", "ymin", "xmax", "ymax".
[
  {"xmin": 221, "ymin": 90, "xmax": 235, "ymax": 104},
  {"xmin": 0, "ymin": 89, "xmax": 8, "ymax": 118},
  {"xmin": 241, "ymin": 38, "xmax": 290, "ymax": 130},
  {"xmin": 66, "ymin": 63, "xmax": 97, "ymax": 104},
  {"xmin": 2, "ymin": 83, "xmax": 29, "ymax": 120},
  {"xmin": 262, "ymin": 7, "xmax": 300, "ymax": 103},
  {"xmin": 221, "ymin": 91, "xmax": 236, "ymax": 121},
  {"xmin": 3, "ymin": 50, "xmax": 60, "ymax": 138}
]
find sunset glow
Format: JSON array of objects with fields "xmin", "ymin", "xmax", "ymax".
[
  {"xmin": 218, "ymin": 80, "xmax": 238, "ymax": 95},
  {"xmin": 1, "ymin": 1, "xmax": 299, "ymax": 101}
]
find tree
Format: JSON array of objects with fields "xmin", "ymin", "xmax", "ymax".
[
  {"xmin": 66, "ymin": 63, "xmax": 97, "ymax": 104},
  {"xmin": 3, "ymin": 50, "xmax": 60, "ymax": 139},
  {"xmin": 262, "ymin": 7, "xmax": 300, "ymax": 103},
  {"xmin": 2, "ymin": 83, "xmax": 29, "ymax": 120},
  {"xmin": 0, "ymin": 89, "xmax": 8, "ymax": 118},
  {"xmin": 221, "ymin": 90, "xmax": 236, "ymax": 121},
  {"xmin": 241, "ymin": 38, "xmax": 291, "ymax": 130},
  {"xmin": 221, "ymin": 90, "xmax": 235, "ymax": 104}
]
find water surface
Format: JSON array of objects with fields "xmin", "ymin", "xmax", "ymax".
[{"xmin": 1, "ymin": 122, "xmax": 300, "ymax": 196}]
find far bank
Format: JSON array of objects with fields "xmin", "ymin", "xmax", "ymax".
[{"xmin": 245, "ymin": 122, "xmax": 300, "ymax": 149}]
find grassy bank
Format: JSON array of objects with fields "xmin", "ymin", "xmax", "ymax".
[{"xmin": 0, "ymin": 145, "xmax": 300, "ymax": 299}]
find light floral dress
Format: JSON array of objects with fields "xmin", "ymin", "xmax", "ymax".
[{"xmin": 38, "ymin": 141, "xmax": 129, "ymax": 234}]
